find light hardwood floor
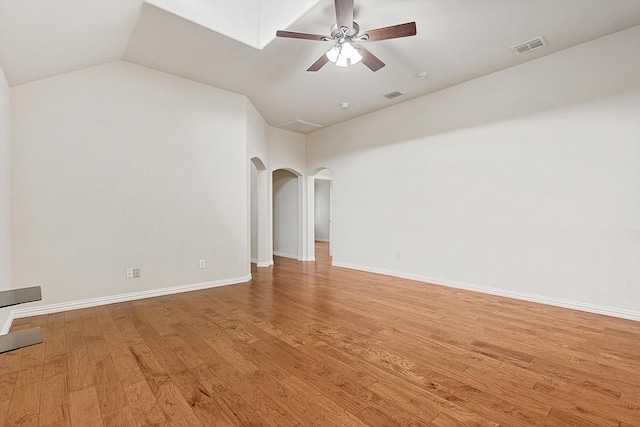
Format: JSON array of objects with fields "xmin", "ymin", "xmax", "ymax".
[{"xmin": 1, "ymin": 242, "xmax": 639, "ymax": 426}]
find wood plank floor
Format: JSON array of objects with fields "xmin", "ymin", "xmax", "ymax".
[{"xmin": 1, "ymin": 242, "xmax": 639, "ymax": 426}]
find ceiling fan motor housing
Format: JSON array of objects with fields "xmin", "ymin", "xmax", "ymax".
[{"xmin": 330, "ymin": 21, "xmax": 361, "ymax": 39}]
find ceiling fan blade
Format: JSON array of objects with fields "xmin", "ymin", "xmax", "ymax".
[
  {"xmin": 357, "ymin": 45, "xmax": 385, "ymax": 72},
  {"xmin": 363, "ymin": 22, "xmax": 417, "ymax": 42},
  {"xmin": 335, "ymin": 0, "xmax": 354, "ymax": 32},
  {"xmin": 307, "ymin": 54, "xmax": 330, "ymax": 72},
  {"xmin": 276, "ymin": 30, "xmax": 328, "ymax": 41}
]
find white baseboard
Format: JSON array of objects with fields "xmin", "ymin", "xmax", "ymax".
[
  {"xmin": 273, "ymin": 252, "xmax": 315, "ymax": 262},
  {"xmin": 251, "ymin": 258, "xmax": 258, "ymax": 264},
  {"xmin": 8, "ymin": 274, "xmax": 251, "ymax": 321},
  {"xmin": 315, "ymin": 239, "xmax": 330, "ymax": 243},
  {"xmin": 273, "ymin": 251, "xmax": 298, "ymax": 260},
  {"xmin": 332, "ymin": 261, "xmax": 640, "ymax": 322},
  {"xmin": 1, "ymin": 313, "xmax": 13, "ymax": 335},
  {"xmin": 256, "ymin": 260, "xmax": 274, "ymax": 268}
]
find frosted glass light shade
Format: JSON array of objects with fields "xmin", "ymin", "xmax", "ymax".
[
  {"xmin": 341, "ymin": 42, "xmax": 362, "ymax": 65},
  {"xmin": 326, "ymin": 42, "xmax": 362, "ymax": 67},
  {"xmin": 326, "ymin": 45, "xmax": 340, "ymax": 62},
  {"xmin": 336, "ymin": 52, "xmax": 349, "ymax": 67}
]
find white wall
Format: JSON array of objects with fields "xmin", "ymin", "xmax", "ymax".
[
  {"xmin": 314, "ymin": 179, "xmax": 330, "ymax": 241},
  {"xmin": 11, "ymin": 60, "xmax": 249, "ymax": 309},
  {"xmin": 250, "ymin": 161, "xmax": 258, "ymax": 261},
  {"xmin": 246, "ymin": 101, "xmax": 271, "ymax": 266},
  {"xmin": 0, "ymin": 65, "xmax": 11, "ymax": 332},
  {"xmin": 269, "ymin": 127, "xmax": 305, "ymax": 173},
  {"xmin": 273, "ymin": 169, "xmax": 299, "ymax": 259},
  {"xmin": 306, "ymin": 27, "xmax": 640, "ymax": 319},
  {"xmin": 247, "ymin": 101, "xmax": 270, "ymax": 168}
]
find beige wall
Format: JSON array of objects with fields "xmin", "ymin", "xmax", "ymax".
[
  {"xmin": 11, "ymin": 61, "xmax": 249, "ymax": 309},
  {"xmin": 306, "ymin": 27, "xmax": 640, "ymax": 319},
  {"xmin": 0, "ymin": 65, "xmax": 11, "ymax": 332},
  {"xmin": 270, "ymin": 127, "xmax": 305, "ymax": 174},
  {"xmin": 247, "ymin": 100, "xmax": 271, "ymax": 266}
]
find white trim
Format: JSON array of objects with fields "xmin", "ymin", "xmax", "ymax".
[
  {"xmin": 272, "ymin": 252, "xmax": 315, "ymax": 262},
  {"xmin": 332, "ymin": 261, "xmax": 640, "ymax": 322},
  {"xmin": 315, "ymin": 239, "xmax": 330, "ymax": 243},
  {"xmin": 273, "ymin": 251, "xmax": 298, "ymax": 260},
  {"xmin": 251, "ymin": 258, "xmax": 258, "ymax": 264},
  {"xmin": 256, "ymin": 260, "xmax": 274, "ymax": 268},
  {"xmin": 1, "ymin": 312, "xmax": 14, "ymax": 335},
  {"xmin": 9, "ymin": 275, "xmax": 251, "ymax": 320}
]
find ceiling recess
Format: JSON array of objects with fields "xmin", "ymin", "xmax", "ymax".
[
  {"xmin": 281, "ymin": 119, "xmax": 323, "ymax": 133},
  {"xmin": 383, "ymin": 90, "xmax": 405, "ymax": 99},
  {"xmin": 511, "ymin": 36, "xmax": 547, "ymax": 55}
]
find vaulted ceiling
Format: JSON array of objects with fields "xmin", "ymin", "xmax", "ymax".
[{"xmin": 1, "ymin": 0, "xmax": 640, "ymax": 131}]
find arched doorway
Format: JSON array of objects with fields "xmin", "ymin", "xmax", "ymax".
[{"xmin": 272, "ymin": 168, "xmax": 302, "ymax": 261}]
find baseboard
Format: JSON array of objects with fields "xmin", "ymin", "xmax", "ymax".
[
  {"xmin": 256, "ymin": 260, "xmax": 274, "ymax": 268},
  {"xmin": 272, "ymin": 252, "xmax": 315, "ymax": 262},
  {"xmin": 9, "ymin": 274, "xmax": 252, "ymax": 320},
  {"xmin": 1, "ymin": 312, "xmax": 13, "ymax": 335},
  {"xmin": 315, "ymin": 239, "xmax": 330, "ymax": 243},
  {"xmin": 273, "ymin": 251, "xmax": 298, "ymax": 260},
  {"xmin": 251, "ymin": 258, "xmax": 258, "ymax": 264},
  {"xmin": 332, "ymin": 261, "xmax": 640, "ymax": 322}
]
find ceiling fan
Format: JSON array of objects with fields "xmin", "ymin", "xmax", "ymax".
[{"xmin": 276, "ymin": 0, "xmax": 417, "ymax": 72}]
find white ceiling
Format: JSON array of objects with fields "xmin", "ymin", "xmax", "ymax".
[{"xmin": 1, "ymin": 0, "xmax": 640, "ymax": 131}]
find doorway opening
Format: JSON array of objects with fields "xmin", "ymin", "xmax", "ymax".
[
  {"xmin": 272, "ymin": 168, "xmax": 302, "ymax": 261},
  {"xmin": 313, "ymin": 168, "xmax": 333, "ymax": 258}
]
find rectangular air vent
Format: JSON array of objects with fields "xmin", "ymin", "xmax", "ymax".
[
  {"xmin": 511, "ymin": 36, "xmax": 547, "ymax": 55},
  {"xmin": 383, "ymin": 90, "xmax": 405, "ymax": 99},
  {"xmin": 281, "ymin": 119, "xmax": 322, "ymax": 133}
]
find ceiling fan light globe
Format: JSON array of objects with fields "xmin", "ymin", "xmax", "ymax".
[
  {"xmin": 337, "ymin": 42, "xmax": 362, "ymax": 66},
  {"xmin": 350, "ymin": 47, "xmax": 363, "ymax": 65},
  {"xmin": 341, "ymin": 42, "xmax": 355, "ymax": 56},
  {"xmin": 335, "ymin": 53, "xmax": 349, "ymax": 67},
  {"xmin": 326, "ymin": 45, "xmax": 340, "ymax": 63}
]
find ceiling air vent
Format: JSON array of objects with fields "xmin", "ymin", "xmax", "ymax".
[
  {"xmin": 383, "ymin": 90, "xmax": 405, "ymax": 99},
  {"xmin": 281, "ymin": 119, "xmax": 322, "ymax": 133},
  {"xmin": 511, "ymin": 36, "xmax": 547, "ymax": 55}
]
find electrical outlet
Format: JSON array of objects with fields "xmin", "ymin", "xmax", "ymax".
[
  {"xmin": 199, "ymin": 259, "xmax": 206, "ymax": 269},
  {"xmin": 126, "ymin": 268, "xmax": 134, "ymax": 279},
  {"xmin": 133, "ymin": 268, "xmax": 141, "ymax": 278}
]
